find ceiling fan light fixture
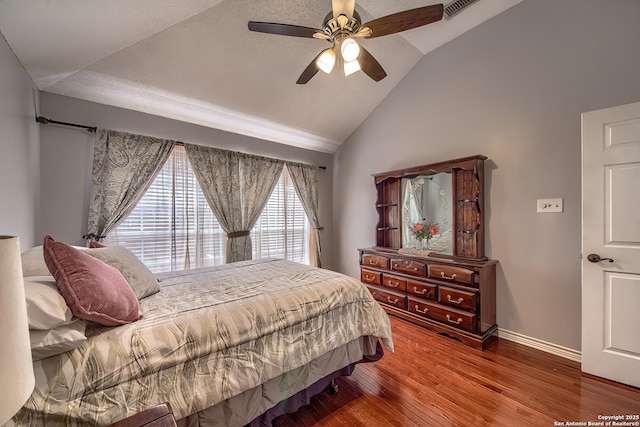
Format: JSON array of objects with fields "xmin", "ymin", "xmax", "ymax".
[
  {"xmin": 344, "ymin": 59, "xmax": 361, "ymax": 76},
  {"xmin": 249, "ymin": 2, "xmax": 444, "ymax": 84},
  {"xmin": 340, "ymin": 38, "xmax": 360, "ymax": 62},
  {"xmin": 316, "ymin": 48, "xmax": 336, "ymax": 74}
]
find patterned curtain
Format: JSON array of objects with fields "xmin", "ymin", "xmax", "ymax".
[
  {"xmin": 87, "ymin": 129, "xmax": 175, "ymax": 241},
  {"xmin": 286, "ymin": 162, "xmax": 322, "ymax": 267},
  {"xmin": 185, "ymin": 144, "xmax": 283, "ymax": 263}
]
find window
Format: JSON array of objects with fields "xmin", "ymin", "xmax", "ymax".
[
  {"xmin": 252, "ymin": 165, "xmax": 309, "ymax": 264},
  {"xmin": 108, "ymin": 146, "xmax": 224, "ymax": 272},
  {"xmin": 108, "ymin": 146, "xmax": 310, "ymax": 272}
]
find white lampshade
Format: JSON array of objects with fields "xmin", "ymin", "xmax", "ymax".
[
  {"xmin": 343, "ymin": 59, "xmax": 361, "ymax": 76},
  {"xmin": 316, "ymin": 48, "xmax": 336, "ymax": 74},
  {"xmin": 340, "ymin": 38, "xmax": 360, "ymax": 62},
  {"xmin": 0, "ymin": 236, "xmax": 35, "ymax": 425}
]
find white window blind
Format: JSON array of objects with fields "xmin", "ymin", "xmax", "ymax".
[
  {"xmin": 108, "ymin": 146, "xmax": 225, "ymax": 272},
  {"xmin": 252, "ymin": 165, "xmax": 310, "ymax": 264},
  {"xmin": 108, "ymin": 147, "xmax": 310, "ymax": 272}
]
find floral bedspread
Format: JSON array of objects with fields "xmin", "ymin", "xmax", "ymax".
[{"xmin": 12, "ymin": 259, "xmax": 393, "ymax": 426}]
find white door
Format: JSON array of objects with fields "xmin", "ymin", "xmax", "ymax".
[{"xmin": 582, "ymin": 101, "xmax": 640, "ymax": 388}]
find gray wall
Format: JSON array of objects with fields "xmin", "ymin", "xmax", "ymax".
[
  {"xmin": 0, "ymin": 34, "xmax": 40, "ymax": 247},
  {"xmin": 38, "ymin": 93, "xmax": 335, "ymax": 268},
  {"xmin": 333, "ymin": 0, "xmax": 640, "ymax": 350}
]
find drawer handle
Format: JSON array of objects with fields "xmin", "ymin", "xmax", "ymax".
[
  {"xmin": 369, "ymin": 259, "xmax": 380, "ymax": 266},
  {"xmin": 440, "ymin": 272, "xmax": 458, "ymax": 280},
  {"xmin": 447, "ymin": 295, "xmax": 464, "ymax": 304},
  {"xmin": 387, "ymin": 280, "xmax": 399, "ymax": 288},
  {"xmin": 371, "ymin": 291, "xmax": 377, "ymax": 296},
  {"xmin": 414, "ymin": 267, "xmax": 418, "ymax": 271},
  {"xmin": 387, "ymin": 296, "xmax": 399, "ymax": 304},
  {"xmin": 365, "ymin": 274, "xmax": 375, "ymax": 281},
  {"xmin": 414, "ymin": 305, "xmax": 428, "ymax": 314},
  {"xmin": 446, "ymin": 314, "xmax": 463, "ymax": 325},
  {"xmin": 413, "ymin": 286, "xmax": 429, "ymax": 295}
]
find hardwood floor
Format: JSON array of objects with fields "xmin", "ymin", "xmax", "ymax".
[{"xmin": 273, "ymin": 316, "xmax": 640, "ymax": 426}]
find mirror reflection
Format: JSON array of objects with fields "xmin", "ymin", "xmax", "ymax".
[{"xmin": 401, "ymin": 172, "xmax": 453, "ymax": 253}]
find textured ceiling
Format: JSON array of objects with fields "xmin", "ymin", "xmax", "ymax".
[{"xmin": 0, "ymin": 0, "xmax": 522, "ymax": 153}]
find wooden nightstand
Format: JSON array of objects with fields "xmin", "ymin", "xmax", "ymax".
[{"xmin": 108, "ymin": 403, "xmax": 177, "ymax": 427}]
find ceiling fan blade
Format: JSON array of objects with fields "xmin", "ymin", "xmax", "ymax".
[
  {"xmin": 362, "ymin": 4, "xmax": 444, "ymax": 39},
  {"xmin": 359, "ymin": 46, "xmax": 387, "ymax": 82},
  {"xmin": 332, "ymin": 0, "xmax": 355, "ymax": 19},
  {"xmin": 296, "ymin": 51, "xmax": 324, "ymax": 85},
  {"xmin": 248, "ymin": 21, "xmax": 321, "ymax": 38}
]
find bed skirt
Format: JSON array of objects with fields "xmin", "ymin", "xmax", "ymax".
[{"xmin": 177, "ymin": 336, "xmax": 384, "ymax": 427}]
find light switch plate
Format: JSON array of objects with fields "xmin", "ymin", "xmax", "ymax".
[{"xmin": 537, "ymin": 198, "xmax": 563, "ymax": 213}]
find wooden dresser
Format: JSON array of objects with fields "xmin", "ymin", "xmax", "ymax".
[
  {"xmin": 363, "ymin": 155, "xmax": 498, "ymax": 350},
  {"xmin": 359, "ymin": 247, "xmax": 497, "ymax": 349}
]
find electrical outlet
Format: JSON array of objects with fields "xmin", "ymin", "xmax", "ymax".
[{"xmin": 537, "ymin": 198, "xmax": 563, "ymax": 213}]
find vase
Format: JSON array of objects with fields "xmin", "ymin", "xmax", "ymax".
[{"xmin": 416, "ymin": 239, "xmax": 431, "ymax": 250}]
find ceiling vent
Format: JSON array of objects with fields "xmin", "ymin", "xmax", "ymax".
[{"xmin": 444, "ymin": 0, "xmax": 480, "ymax": 19}]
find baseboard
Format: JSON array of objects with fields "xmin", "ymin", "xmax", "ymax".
[{"xmin": 498, "ymin": 328, "xmax": 581, "ymax": 363}]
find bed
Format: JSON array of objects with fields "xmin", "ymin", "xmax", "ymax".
[{"xmin": 11, "ymin": 241, "xmax": 393, "ymax": 426}]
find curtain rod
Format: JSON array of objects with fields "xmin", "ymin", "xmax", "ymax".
[
  {"xmin": 35, "ymin": 116, "xmax": 327, "ymax": 170},
  {"xmin": 36, "ymin": 116, "xmax": 97, "ymax": 133}
]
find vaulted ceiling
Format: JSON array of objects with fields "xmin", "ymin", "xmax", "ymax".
[{"xmin": 0, "ymin": 0, "xmax": 521, "ymax": 153}]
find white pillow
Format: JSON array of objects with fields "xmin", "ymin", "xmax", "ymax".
[
  {"xmin": 30, "ymin": 318, "xmax": 87, "ymax": 361},
  {"xmin": 21, "ymin": 244, "xmax": 102, "ymax": 276},
  {"xmin": 21, "ymin": 246, "xmax": 49, "ymax": 276},
  {"xmin": 24, "ymin": 276, "xmax": 74, "ymax": 330}
]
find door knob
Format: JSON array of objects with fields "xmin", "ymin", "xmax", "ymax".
[{"xmin": 587, "ymin": 253, "xmax": 614, "ymax": 263}]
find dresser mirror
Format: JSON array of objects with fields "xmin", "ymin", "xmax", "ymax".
[
  {"xmin": 401, "ymin": 172, "xmax": 453, "ymax": 254},
  {"xmin": 374, "ymin": 155, "xmax": 487, "ymax": 260}
]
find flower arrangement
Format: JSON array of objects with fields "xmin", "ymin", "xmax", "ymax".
[{"xmin": 412, "ymin": 219, "xmax": 439, "ymax": 248}]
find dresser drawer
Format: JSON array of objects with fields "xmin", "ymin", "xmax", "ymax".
[
  {"xmin": 361, "ymin": 269, "xmax": 382, "ymax": 285},
  {"xmin": 390, "ymin": 258, "xmax": 427, "ymax": 277},
  {"xmin": 361, "ymin": 254, "xmax": 389, "ymax": 270},
  {"xmin": 367, "ymin": 286, "xmax": 406, "ymax": 310},
  {"xmin": 433, "ymin": 305, "xmax": 476, "ymax": 333},
  {"xmin": 438, "ymin": 286, "xmax": 477, "ymax": 312},
  {"xmin": 429, "ymin": 264, "xmax": 475, "ymax": 286},
  {"xmin": 381, "ymin": 274, "xmax": 407, "ymax": 292},
  {"xmin": 406, "ymin": 279, "xmax": 436, "ymax": 300},
  {"xmin": 408, "ymin": 299, "xmax": 476, "ymax": 333},
  {"xmin": 408, "ymin": 298, "xmax": 433, "ymax": 318}
]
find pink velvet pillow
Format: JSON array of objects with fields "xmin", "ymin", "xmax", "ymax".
[{"xmin": 43, "ymin": 235, "xmax": 142, "ymax": 326}]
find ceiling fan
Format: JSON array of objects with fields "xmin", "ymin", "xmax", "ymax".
[{"xmin": 248, "ymin": 0, "xmax": 444, "ymax": 84}]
